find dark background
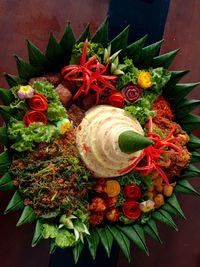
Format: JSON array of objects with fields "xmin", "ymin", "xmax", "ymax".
[{"xmin": 0, "ymin": 0, "xmax": 200, "ymax": 266}]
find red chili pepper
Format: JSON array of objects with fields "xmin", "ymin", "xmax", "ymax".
[
  {"xmin": 119, "ymin": 117, "xmax": 181, "ymax": 184},
  {"xmin": 122, "ymin": 201, "xmax": 141, "ymax": 221},
  {"xmin": 108, "ymin": 92, "xmax": 125, "ymax": 108},
  {"xmin": 61, "ymin": 39, "xmax": 118, "ymax": 104},
  {"xmin": 23, "ymin": 110, "xmax": 47, "ymax": 127},
  {"xmin": 124, "ymin": 184, "xmax": 141, "ymax": 200},
  {"xmin": 27, "ymin": 93, "xmax": 48, "ymax": 112}
]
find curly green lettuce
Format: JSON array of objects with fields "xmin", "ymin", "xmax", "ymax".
[
  {"xmin": 32, "ymin": 81, "xmax": 66, "ymax": 121},
  {"xmin": 70, "ymin": 41, "xmax": 104, "ymax": 64},
  {"xmin": 8, "ymin": 118, "xmax": 59, "ymax": 151}
]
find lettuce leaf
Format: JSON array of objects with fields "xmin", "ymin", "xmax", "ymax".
[
  {"xmin": 42, "ymin": 223, "xmax": 76, "ymax": 248},
  {"xmin": 8, "ymin": 118, "xmax": 59, "ymax": 152},
  {"xmin": 32, "ymin": 81, "xmax": 66, "ymax": 121},
  {"xmin": 150, "ymin": 67, "xmax": 171, "ymax": 90}
]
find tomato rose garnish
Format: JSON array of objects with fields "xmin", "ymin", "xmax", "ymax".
[
  {"xmin": 108, "ymin": 92, "xmax": 125, "ymax": 108},
  {"xmin": 27, "ymin": 93, "xmax": 48, "ymax": 112},
  {"xmin": 124, "ymin": 184, "xmax": 141, "ymax": 200},
  {"xmin": 23, "ymin": 110, "xmax": 47, "ymax": 127},
  {"xmin": 121, "ymin": 84, "xmax": 142, "ymax": 104},
  {"xmin": 122, "ymin": 201, "xmax": 141, "ymax": 221}
]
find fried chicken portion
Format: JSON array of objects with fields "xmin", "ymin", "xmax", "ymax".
[{"xmin": 152, "ymin": 97, "xmax": 191, "ymax": 180}]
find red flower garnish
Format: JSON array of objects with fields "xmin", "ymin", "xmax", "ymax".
[
  {"xmin": 27, "ymin": 93, "xmax": 48, "ymax": 112},
  {"xmin": 121, "ymin": 84, "xmax": 142, "ymax": 104},
  {"xmin": 61, "ymin": 38, "xmax": 118, "ymax": 104},
  {"xmin": 124, "ymin": 184, "xmax": 141, "ymax": 200},
  {"xmin": 108, "ymin": 92, "xmax": 125, "ymax": 108},
  {"xmin": 122, "ymin": 201, "xmax": 141, "ymax": 221},
  {"xmin": 119, "ymin": 118, "xmax": 182, "ymax": 184},
  {"xmin": 23, "ymin": 110, "xmax": 47, "ymax": 127}
]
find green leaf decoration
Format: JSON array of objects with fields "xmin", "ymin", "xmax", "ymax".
[
  {"xmin": 169, "ymin": 83, "xmax": 200, "ymax": 105},
  {"xmin": 152, "ymin": 210, "xmax": 178, "ymax": 230},
  {"xmin": 117, "ymin": 224, "xmax": 149, "ymax": 255},
  {"xmin": 0, "ymin": 105, "xmax": 13, "ymax": 123},
  {"xmin": 143, "ymin": 219, "xmax": 162, "ymax": 243},
  {"xmin": 17, "ymin": 205, "xmax": 37, "ymax": 226},
  {"xmin": 180, "ymin": 114, "xmax": 200, "ymax": 132},
  {"xmin": 4, "ymin": 191, "xmax": 24, "ymax": 214},
  {"xmin": 163, "ymin": 70, "xmax": 189, "ymax": 98},
  {"xmin": 59, "ymin": 23, "xmax": 76, "ymax": 59},
  {"xmin": 86, "ymin": 227, "xmax": 100, "ymax": 260},
  {"xmin": 139, "ymin": 39, "xmax": 164, "ymax": 67},
  {"xmin": 45, "ymin": 33, "xmax": 63, "ymax": 65},
  {"xmin": 152, "ymin": 48, "xmax": 180, "ymax": 68},
  {"xmin": 4, "ymin": 73, "xmax": 27, "ymax": 87},
  {"xmin": 164, "ymin": 194, "xmax": 186, "ymax": 219},
  {"xmin": 126, "ymin": 35, "xmax": 148, "ymax": 65},
  {"xmin": 32, "ymin": 220, "xmax": 43, "ymax": 247},
  {"xmin": 0, "ymin": 88, "xmax": 14, "ymax": 105},
  {"xmin": 187, "ymin": 134, "xmax": 200, "ymax": 150},
  {"xmin": 118, "ymin": 130, "xmax": 153, "ymax": 153},
  {"xmin": 0, "ymin": 172, "xmax": 15, "ymax": 190},
  {"xmin": 97, "ymin": 227, "xmax": 113, "ymax": 257},
  {"xmin": 181, "ymin": 164, "xmax": 200, "ymax": 178},
  {"xmin": 77, "ymin": 23, "xmax": 91, "ymax": 42},
  {"xmin": 0, "ymin": 151, "xmax": 10, "ymax": 164},
  {"xmin": 175, "ymin": 98, "xmax": 200, "ymax": 119},
  {"xmin": 0, "ymin": 163, "xmax": 10, "ymax": 173},
  {"xmin": 0, "ymin": 127, "xmax": 9, "ymax": 146},
  {"xmin": 108, "ymin": 225, "xmax": 131, "ymax": 262},
  {"xmin": 15, "ymin": 55, "xmax": 40, "ymax": 80},
  {"xmin": 27, "ymin": 40, "xmax": 49, "ymax": 72},
  {"xmin": 92, "ymin": 16, "xmax": 109, "ymax": 46},
  {"xmin": 73, "ymin": 242, "xmax": 84, "ymax": 264},
  {"xmin": 190, "ymin": 151, "xmax": 200, "ymax": 163},
  {"xmin": 174, "ymin": 179, "xmax": 200, "ymax": 196},
  {"xmin": 49, "ymin": 241, "xmax": 56, "ymax": 254},
  {"xmin": 109, "ymin": 25, "xmax": 130, "ymax": 56}
]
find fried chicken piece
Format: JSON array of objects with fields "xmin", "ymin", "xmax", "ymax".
[
  {"xmin": 89, "ymin": 212, "xmax": 104, "ymax": 226},
  {"xmin": 89, "ymin": 197, "xmax": 106, "ymax": 212},
  {"xmin": 152, "ymin": 96, "xmax": 174, "ymax": 120}
]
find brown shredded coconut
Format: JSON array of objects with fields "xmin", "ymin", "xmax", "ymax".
[{"xmin": 10, "ymin": 129, "xmax": 93, "ymax": 215}]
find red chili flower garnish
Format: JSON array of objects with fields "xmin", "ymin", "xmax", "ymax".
[
  {"xmin": 23, "ymin": 110, "xmax": 47, "ymax": 127},
  {"xmin": 122, "ymin": 201, "xmax": 141, "ymax": 221},
  {"xmin": 27, "ymin": 93, "xmax": 48, "ymax": 112},
  {"xmin": 108, "ymin": 92, "xmax": 125, "ymax": 108},
  {"xmin": 119, "ymin": 118, "xmax": 182, "ymax": 184},
  {"xmin": 121, "ymin": 84, "xmax": 142, "ymax": 104},
  {"xmin": 124, "ymin": 184, "xmax": 141, "ymax": 200},
  {"xmin": 61, "ymin": 38, "xmax": 118, "ymax": 104}
]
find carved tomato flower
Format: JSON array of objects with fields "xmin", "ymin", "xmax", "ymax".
[
  {"xmin": 123, "ymin": 184, "xmax": 141, "ymax": 200},
  {"xmin": 121, "ymin": 84, "xmax": 142, "ymax": 104},
  {"xmin": 27, "ymin": 93, "xmax": 48, "ymax": 112},
  {"xmin": 122, "ymin": 201, "xmax": 141, "ymax": 221},
  {"xmin": 17, "ymin": 85, "xmax": 34, "ymax": 99},
  {"xmin": 23, "ymin": 110, "xmax": 47, "ymax": 127}
]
